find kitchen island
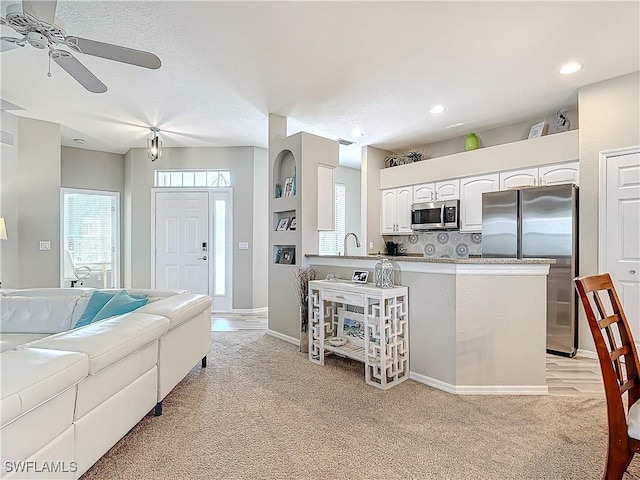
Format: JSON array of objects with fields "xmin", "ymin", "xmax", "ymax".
[{"xmin": 305, "ymin": 254, "xmax": 553, "ymax": 395}]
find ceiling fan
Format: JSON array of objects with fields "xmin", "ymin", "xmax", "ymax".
[{"xmin": 0, "ymin": 0, "xmax": 161, "ymax": 93}]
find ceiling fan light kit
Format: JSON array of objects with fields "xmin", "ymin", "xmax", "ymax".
[{"xmin": 0, "ymin": 0, "xmax": 161, "ymax": 93}]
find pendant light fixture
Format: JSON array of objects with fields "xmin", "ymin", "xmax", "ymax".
[{"xmin": 147, "ymin": 127, "xmax": 162, "ymax": 161}]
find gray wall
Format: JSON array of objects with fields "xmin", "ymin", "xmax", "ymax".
[
  {"xmin": 361, "ymin": 146, "xmax": 389, "ymax": 255},
  {"xmin": 577, "ymin": 71, "xmax": 640, "ymax": 352},
  {"xmin": 252, "ymin": 147, "xmax": 269, "ymax": 309},
  {"xmin": 124, "ymin": 145, "xmax": 267, "ymax": 310},
  {"xmin": 0, "ymin": 116, "xmax": 61, "ymax": 288},
  {"xmin": 335, "ymin": 165, "xmax": 362, "ymax": 255},
  {"xmin": 61, "ymin": 146, "xmax": 125, "ymax": 287}
]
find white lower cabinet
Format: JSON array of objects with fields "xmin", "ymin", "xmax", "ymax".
[
  {"xmin": 381, "ymin": 186, "xmax": 413, "ymax": 234},
  {"xmin": 459, "ymin": 174, "xmax": 499, "ymax": 232}
]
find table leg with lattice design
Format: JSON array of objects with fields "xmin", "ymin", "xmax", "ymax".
[{"xmin": 365, "ymin": 293, "xmax": 409, "ymax": 390}]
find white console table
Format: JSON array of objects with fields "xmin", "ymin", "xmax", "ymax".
[{"xmin": 308, "ymin": 280, "xmax": 409, "ymax": 390}]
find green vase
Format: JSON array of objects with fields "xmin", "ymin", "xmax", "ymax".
[{"xmin": 465, "ymin": 133, "xmax": 479, "ymax": 151}]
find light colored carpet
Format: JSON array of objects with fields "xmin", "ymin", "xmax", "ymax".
[{"xmin": 81, "ymin": 332, "xmax": 640, "ymax": 479}]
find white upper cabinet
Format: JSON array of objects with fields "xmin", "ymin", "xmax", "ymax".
[
  {"xmin": 435, "ymin": 179, "xmax": 460, "ymax": 200},
  {"xmin": 539, "ymin": 161, "xmax": 579, "ymax": 186},
  {"xmin": 413, "ymin": 179, "xmax": 459, "ymax": 203},
  {"xmin": 500, "ymin": 168, "xmax": 538, "ymax": 190},
  {"xmin": 459, "ymin": 174, "xmax": 499, "ymax": 232},
  {"xmin": 381, "ymin": 186, "xmax": 413, "ymax": 235},
  {"xmin": 413, "ymin": 183, "xmax": 436, "ymax": 203}
]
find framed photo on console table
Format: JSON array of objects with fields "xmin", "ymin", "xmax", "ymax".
[
  {"xmin": 337, "ymin": 308, "xmax": 365, "ymax": 347},
  {"xmin": 351, "ymin": 270, "xmax": 369, "ymax": 283}
]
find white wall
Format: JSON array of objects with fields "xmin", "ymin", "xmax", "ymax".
[
  {"xmin": 361, "ymin": 146, "xmax": 390, "ymax": 255},
  {"xmin": 577, "ymin": 71, "xmax": 640, "ymax": 352},
  {"xmin": 124, "ymin": 145, "xmax": 267, "ymax": 310}
]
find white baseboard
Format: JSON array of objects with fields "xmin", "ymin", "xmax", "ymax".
[
  {"xmin": 230, "ymin": 307, "xmax": 268, "ymax": 315},
  {"xmin": 266, "ymin": 329, "xmax": 299, "ymax": 346},
  {"xmin": 576, "ymin": 348, "xmax": 597, "ymax": 359},
  {"xmin": 410, "ymin": 371, "xmax": 548, "ymax": 395}
]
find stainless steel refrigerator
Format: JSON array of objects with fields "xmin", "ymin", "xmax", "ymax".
[{"xmin": 481, "ymin": 184, "xmax": 579, "ymax": 356}]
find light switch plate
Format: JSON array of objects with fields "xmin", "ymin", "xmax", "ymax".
[
  {"xmin": 39, "ymin": 241, "xmax": 51, "ymax": 251},
  {"xmin": 238, "ymin": 242, "xmax": 249, "ymax": 250}
]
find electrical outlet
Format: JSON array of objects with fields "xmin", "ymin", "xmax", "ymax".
[
  {"xmin": 238, "ymin": 242, "xmax": 249, "ymax": 250},
  {"xmin": 369, "ymin": 241, "xmax": 374, "ymax": 250},
  {"xmin": 39, "ymin": 241, "xmax": 51, "ymax": 251}
]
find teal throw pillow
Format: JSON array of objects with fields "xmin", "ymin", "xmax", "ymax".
[
  {"xmin": 92, "ymin": 290, "xmax": 148, "ymax": 323},
  {"xmin": 75, "ymin": 290, "xmax": 116, "ymax": 328}
]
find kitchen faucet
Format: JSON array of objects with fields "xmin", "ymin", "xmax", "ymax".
[{"xmin": 342, "ymin": 232, "xmax": 361, "ymax": 256}]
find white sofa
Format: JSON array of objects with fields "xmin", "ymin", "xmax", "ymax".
[{"xmin": 0, "ymin": 288, "xmax": 212, "ymax": 479}]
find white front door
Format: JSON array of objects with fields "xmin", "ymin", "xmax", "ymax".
[
  {"xmin": 602, "ymin": 150, "xmax": 640, "ymax": 339},
  {"xmin": 154, "ymin": 191, "xmax": 209, "ymax": 295}
]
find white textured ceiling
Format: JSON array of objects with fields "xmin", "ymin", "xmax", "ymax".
[{"xmin": 1, "ymin": 1, "xmax": 638, "ymax": 168}]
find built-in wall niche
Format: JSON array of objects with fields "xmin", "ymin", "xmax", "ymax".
[
  {"xmin": 273, "ymin": 149, "xmax": 297, "ymax": 199},
  {"xmin": 273, "ymin": 245, "xmax": 296, "ymax": 265},
  {"xmin": 273, "ymin": 210, "xmax": 297, "ymax": 231}
]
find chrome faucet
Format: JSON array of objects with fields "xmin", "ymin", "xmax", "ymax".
[{"xmin": 342, "ymin": 232, "xmax": 361, "ymax": 256}]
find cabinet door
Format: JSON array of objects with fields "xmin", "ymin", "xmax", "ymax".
[
  {"xmin": 539, "ymin": 161, "xmax": 579, "ymax": 186},
  {"xmin": 459, "ymin": 174, "xmax": 499, "ymax": 232},
  {"xmin": 435, "ymin": 179, "xmax": 460, "ymax": 200},
  {"xmin": 396, "ymin": 186, "xmax": 413, "ymax": 233},
  {"xmin": 413, "ymin": 183, "xmax": 435, "ymax": 203},
  {"xmin": 381, "ymin": 189, "xmax": 397, "ymax": 234},
  {"xmin": 500, "ymin": 168, "xmax": 538, "ymax": 190}
]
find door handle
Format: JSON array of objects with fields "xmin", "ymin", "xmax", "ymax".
[{"xmin": 197, "ymin": 256, "xmax": 208, "ymax": 260}]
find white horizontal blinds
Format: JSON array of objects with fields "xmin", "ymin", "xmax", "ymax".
[
  {"xmin": 154, "ymin": 170, "xmax": 231, "ymax": 187},
  {"xmin": 319, "ymin": 183, "xmax": 346, "ymax": 255},
  {"xmin": 63, "ymin": 192, "xmax": 115, "ymax": 265}
]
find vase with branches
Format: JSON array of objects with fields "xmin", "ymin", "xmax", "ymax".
[{"xmin": 292, "ymin": 266, "xmax": 318, "ymax": 353}]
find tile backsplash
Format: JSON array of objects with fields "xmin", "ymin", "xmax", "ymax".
[{"xmin": 389, "ymin": 232, "xmax": 482, "ymax": 258}]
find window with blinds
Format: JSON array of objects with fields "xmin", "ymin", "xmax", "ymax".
[
  {"xmin": 319, "ymin": 183, "xmax": 346, "ymax": 255},
  {"xmin": 155, "ymin": 170, "xmax": 231, "ymax": 187},
  {"xmin": 62, "ymin": 189, "xmax": 119, "ymax": 287}
]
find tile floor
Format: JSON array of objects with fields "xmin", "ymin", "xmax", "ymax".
[{"xmin": 212, "ymin": 312, "xmax": 604, "ymax": 396}]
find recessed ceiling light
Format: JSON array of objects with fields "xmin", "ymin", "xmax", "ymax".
[
  {"xmin": 73, "ymin": 138, "xmax": 85, "ymax": 145},
  {"xmin": 429, "ymin": 105, "xmax": 445, "ymax": 114},
  {"xmin": 350, "ymin": 129, "xmax": 364, "ymax": 138},
  {"xmin": 559, "ymin": 62, "xmax": 582, "ymax": 75}
]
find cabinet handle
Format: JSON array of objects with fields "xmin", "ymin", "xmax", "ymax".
[
  {"xmin": 534, "ymin": 178, "xmax": 537, "ymax": 186},
  {"xmin": 539, "ymin": 177, "xmax": 543, "ymax": 185}
]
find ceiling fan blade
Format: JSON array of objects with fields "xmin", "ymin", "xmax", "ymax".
[
  {"xmin": 22, "ymin": 0, "xmax": 58, "ymax": 25},
  {"xmin": 1, "ymin": 37, "xmax": 25, "ymax": 52},
  {"xmin": 65, "ymin": 36, "xmax": 161, "ymax": 69},
  {"xmin": 50, "ymin": 49, "xmax": 107, "ymax": 93}
]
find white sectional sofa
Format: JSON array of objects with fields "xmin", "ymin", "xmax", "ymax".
[{"xmin": 0, "ymin": 288, "xmax": 212, "ymax": 479}]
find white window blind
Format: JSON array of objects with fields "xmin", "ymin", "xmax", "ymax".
[
  {"xmin": 319, "ymin": 183, "xmax": 346, "ymax": 255},
  {"xmin": 64, "ymin": 192, "xmax": 116, "ymax": 264}
]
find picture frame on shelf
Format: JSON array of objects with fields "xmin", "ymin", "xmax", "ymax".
[
  {"xmin": 528, "ymin": 121, "xmax": 546, "ymax": 139},
  {"xmin": 337, "ymin": 308, "xmax": 365, "ymax": 347},
  {"xmin": 351, "ymin": 270, "xmax": 369, "ymax": 283},
  {"xmin": 276, "ymin": 218, "xmax": 290, "ymax": 231},
  {"xmin": 283, "ymin": 177, "xmax": 294, "ymax": 197},
  {"xmin": 288, "ymin": 217, "xmax": 297, "ymax": 230},
  {"xmin": 278, "ymin": 247, "xmax": 295, "ymax": 264}
]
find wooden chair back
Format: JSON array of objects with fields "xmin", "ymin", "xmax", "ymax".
[{"xmin": 574, "ymin": 273, "xmax": 640, "ymax": 479}]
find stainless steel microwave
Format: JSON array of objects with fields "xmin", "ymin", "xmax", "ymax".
[{"xmin": 411, "ymin": 199, "xmax": 460, "ymax": 231}]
